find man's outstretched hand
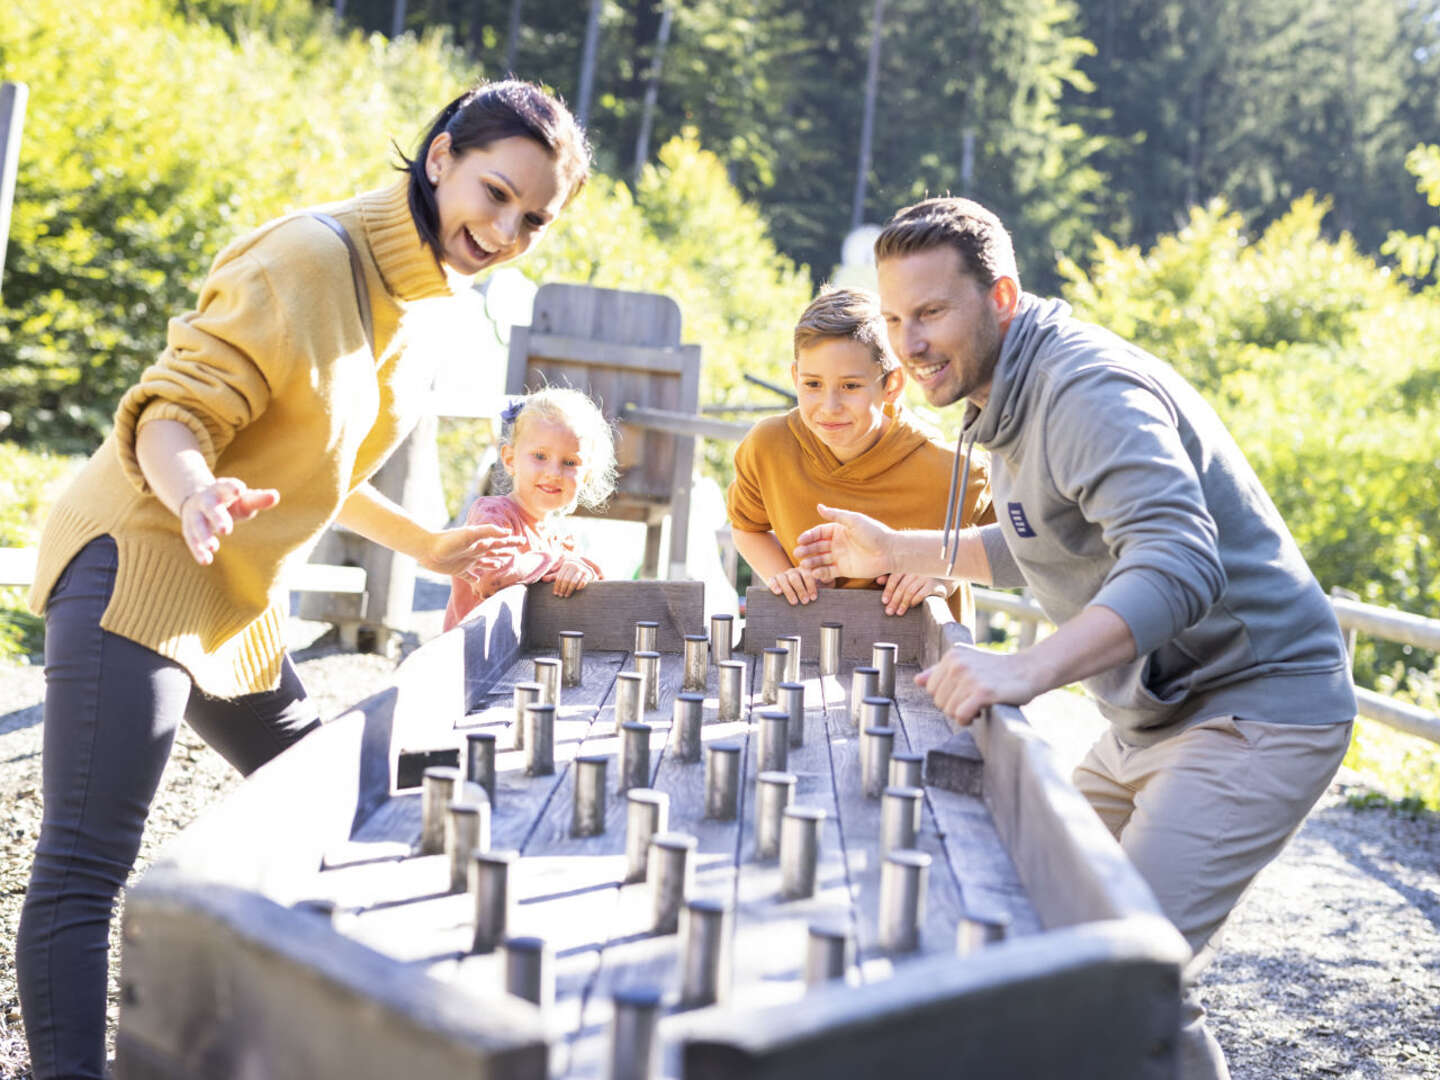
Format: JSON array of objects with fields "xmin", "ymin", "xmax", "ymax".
[{"xmin": 792, "ymin": 504, "xmax": 895, "ymax": 583}]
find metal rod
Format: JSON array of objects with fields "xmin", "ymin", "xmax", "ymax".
[
  {"xmin": 805, "ymin": 922, "xmax": 852, "ymax": 986},
  {"xmin": 849, "ymin": 667, "xmax": 880, "ymax": 729},
  {"xmin": 572, "ymin": 755, "xmax": 609, "ymax": 837},
  {"xmin": 648, "ymin": 831, "xmax": 697, "ymax": 933},
  {"xmin": 421, "ymin": 766, "xmax": 461, "ymax": 854},
  {"xmin": 560, "ymin": 630, "xmax": 585, "ymax": 688},
  {"xmin": 503, "ymin": 936, "xmax": 554, "ymax": 1009},
  {"xmin": 534, "ymin": 657, "xmax": 562, "ymax": 708},
  {"xmin": 683, "ymin": 634, "xmax": 709, "ymax": 691},
  {"xmin": 621, "ymin": 722, "xmax": 652, "ymax": 793},
  {"xmin": 859, "ymin": 697, "xmax": 893, "ymax": 778},
  {"xmin": 447, "ymin": 800, "xmax": 491, "ymax": 893},
  {"xmin": 754, "ymin": 771, "xmax": 796, "ymax": 861},
  {"xmin": 889, "ymin": 752, "xmax": 924, "ymax": 790},
  {"xmin": 780, "ymin": 805, "xmax": 825, "ymax": 899},
  {"xmin": 614, "ymin": 671, "xmax": 643, "ymax": 732},
  {"xmin": 776, "ymin": 634, "xmax": 802, "ymax": 683},
  {"xmin": 881, "ymin": 785, "xmax": 923, "ymax": 857},
  {"xmin": 956, "ymin": 912, "xmax": 1011, "ymax": 955},
  {"xmin": 635, "ymin": 650, "xmax": 661, "ymax": 710},
  {"xmin": 879, "ymin": 850, "xmax": 930, "ymax": 954},
  {"xmin": 717, "ymin": 660, "xmax": 745, "ymax": 723},
  {"xmin": 705, "ymin": 742, "xmax": 742, "ymax": 820},
  {"xmin": 674, "ymin": 692, "xmax": 705, "ymax": 762},
  {"xmin": 471, "ymin": 849, "xmax": 515, "ymax": 954},
  {"xmin": 710, "ymin": 613, "xmax": 734, "ymax": 664},
  {"xmin": 862, "ymin": 725, "xmax": 896, "ymax": 799},
  {"xmin": 608, "ymin": 986, "xmax": 663, "ymax": 1080},
  {"xmin": 819, "ymin": 621, "xmax": 843, "ymax": 676},
  {"xmin": 634, "ymin": 620, "xmax": 659, "ymax": 654},
  {"xmin": 625, "ymin": 789, "xmax": 669, "ymax": 883},
  {"xmin": 760, "ymin": 647, "xmax": 786, "ymax": 704},
  {"xmin": 758, "ymin": 709, "xmax": 789, "ymax": 773},
  {"xmin": 524, "ymin": 703, "xmax": 555, "ymax": 776},
  {"xmin": 679, "ymin": 897, "xmax": 732, "ymax": 1008},
  {"xmin": 513, "ymin": 681, "xmax": 541, "ymax": 750},
  {"xmin": 871, "ymin": 642, "xmax": 898, "ymax": 699},
  {"xmin": 465, "ymin": 731, "xmax": 497, "ymax": 806},
  {"xmin": 778, "ymin": 681, "xmax": 805, "ymax": 748}
]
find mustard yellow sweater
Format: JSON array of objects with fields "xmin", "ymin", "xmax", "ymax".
[
  {"xmin": 727, "ymin": 406, "xmax": 997, "ymax": 626},
  {"xmin": 29, "ymin": 181, "xmax": 453, "ymax": 697}
]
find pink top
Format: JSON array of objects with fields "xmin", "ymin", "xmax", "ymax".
[{"xmin": 443, "ymin": 495, "xmax": 604, "ymax": 631}]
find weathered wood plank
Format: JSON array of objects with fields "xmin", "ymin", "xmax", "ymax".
[
  {"xmin": 741, "ymin": 587, "xmax": 928, "ymax": 664},
  {"xmin": 522, "ymin": 580, "xmax": 705, "ymax": 653}
]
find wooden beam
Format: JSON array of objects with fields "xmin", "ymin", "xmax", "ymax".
[
  {"xmin": 620, "ymin": 403, "xmax": 753, "ymax": 442},
  {"xmin": 525, "ymin": 331, "xmax": 698, "ymax": 375}
]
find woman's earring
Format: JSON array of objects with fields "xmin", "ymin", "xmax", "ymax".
[{"xmin": 429, "ymin": 171, "xmax": 438, "ymax": 184}]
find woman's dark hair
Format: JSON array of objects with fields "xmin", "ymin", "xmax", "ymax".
[{"xmin": 401, "ymin": 80, "xmax": 591, "ymax": 262}]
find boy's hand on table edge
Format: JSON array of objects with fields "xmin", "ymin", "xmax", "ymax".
[
  {"xmin": 876, "ymin": 572, "xmax": 947, "ymax": 616},
  {"xmin": 765, "ymin": 565, "xmax": 828, "ymax": 605}
]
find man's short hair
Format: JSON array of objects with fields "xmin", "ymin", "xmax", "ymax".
[
  {"xmin": 793, "ymin": 286, "xmax": 900, "ymax": 374},
  {"xmin": 874, "ymin": 197, "xmax": 1021, "ymax": 289}
]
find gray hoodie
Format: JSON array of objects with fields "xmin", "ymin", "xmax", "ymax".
[{"xmin": 970, "ymin": 294, "xmax": 1355, "ymax": 745}]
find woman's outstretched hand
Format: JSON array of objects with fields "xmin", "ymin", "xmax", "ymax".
[
  {"xmin": 422, "ymin": 524, "xmax": 522, "ymax": 581},
  {"xmin": 792, "ymin": 504, "xmax": 895, "ymax": 583},
  {"xmin": 179, "ymin": 479, "xmax": 281, "ymax": 565}
]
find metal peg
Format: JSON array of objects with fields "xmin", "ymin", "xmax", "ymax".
[
  {"xmin": 503, "ymin": 936, "xmax": 554, "ymax": 1009},
  {"xmin": 534, "ymin": 657, "xmax": 562, "ymax": 708},
  {"xmin": 956, "ymin": 912, "xmax": 1011, "ymax": 955},
  {"xmin": 859, "ymin": 697, "xmax": 893, "ymax": 778},
  {"xmin": 608, "ymin": 986, "xmax": 662, "ymax": 1080},
  {"xmin": 889, "ymin": 752, "xmax": 924, "ymax": 790},
  {"xmin": 776, "ymin": 634, "xmax": 802, "ymax": 683},
  {"xmin": 421, "ymin": 765, "xmax": 462, "ymax": 855},
  {"xmin": 819, "ymin": 621, "xmax": 843, "ymax": 676},
  {"xmin": 625, "ymin": 789, "xmax": 669, "ymax": 884},
  {"xmin": 523, "ymin": 703, "xmax": 555, "ymax": 776},
  {"xmin": 705, "ymin": 742, "xmax": 742, "ymax": 820},
  {"xmin": 572, "ymin": 755, "xmax": 609, "ymax": 837},
  {"xmin": 674, "ymin": 692, "xmax": 705, "ymax": 762},
  {"xmin": 465, "ymin": 731, "xmax": 497, "ymax": 806},
  {"xmin": 778, "ymin": 681, "xmax": 805, "ymax": 748},
  {"xmin": 862, "ymin": 725, "xmax": 897, "ymax": 799},
  {"xmin": 760, "ymin": 647, "xmax": 786, "ymax": 704},
  {"xmin": 513, "ymin": 681, "xmax": 542, "ymax": 750},
  {"xmin": 683, "ymin": 634, "xmax": 709, "ymax": 692},
  {"xmin": 447, "ymin": 800, "xmax": 491, "ymax": 893},
  {"xmin": 710, "ymin": 613, "xmax": 734, "ymax": 664},
  {"xmin": 621, "ymin": 722, "xmax": 652, "ymax": 793},
  {"xmin": 470, "ymin": 849, "xmax": 516, "ymax": 954},
  {"xmin": 780, "ymin": 805, "xmax": 825, "ymax": 899},
  {"xmin": 634, "ymin": 620, "xmax": 659, "ymax": 655},
  {"xmin": 560, "ymin": 630, "xmax": 585, "ymax": 687},
  {"xmin": 648, "ymin": 832, "xmax": 697, "ymax": 933},
  {"xmin": 680, "ymin": 898, "xmax": 732, "ymax": 1008},
  {"xmin": 881, "ymin": 786, "xmax": 924, "ymax": 857},
  {"xmin": 614, "ymin": 671, "xmax": 643, "ymax": 732},
  {"xmin": 872, "ymin": 642, "xmax": 898, "ymax": 699},
  {"xmin": 635, "ymin": 650, "xmax": 661, "ymax": 710},
  {"xmin": 758, "ymin": 709, "xmax": 789, "ymax": 773},
  {"xmin": 849, "ymin": 667, "xmax": 880, "ymax": 729},
  {"xmin": 754, "ymin": 771, "xmax": 796, "ymax": 861},
  {"xmin": 717, "ymin": 660, "xmax": 746, "ymax": 723},
  {"xmin": 879, "ymin": 850, "xmax": 931, "ymax": 954},
  {"xmin": 805, "ymin": 922, "xmax": 852, "ymax": 986}
]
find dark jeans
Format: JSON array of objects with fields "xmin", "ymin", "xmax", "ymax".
[{"xmin": 16, "ymin": 537, "xmax": 319, "ymax": 1079}]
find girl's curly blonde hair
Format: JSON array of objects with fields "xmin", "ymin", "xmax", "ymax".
[{"xmin": 499, "ymin": 387, "xmax": 618, "ymax": 512}]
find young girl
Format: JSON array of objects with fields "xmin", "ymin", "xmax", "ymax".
[
  {"xmin": 444, "ymin": 387, "xmax": 617, "ymax": 629},
  {"xmin": 727, "ymin": 286, "xmax": 996, "ymax": 623}
]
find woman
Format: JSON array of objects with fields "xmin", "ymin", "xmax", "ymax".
[{"xmin": 16, "ymin": 80, "xmax": 590, "ymax": 1079}]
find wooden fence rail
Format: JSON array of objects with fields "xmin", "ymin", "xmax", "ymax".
[{"xmin": 972, "ymin": 587, "xmax": 1440, "ymax": 745}]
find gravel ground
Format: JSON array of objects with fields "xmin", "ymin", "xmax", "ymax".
[{"xmin": 0, "ymin": 625, "xmax": 1436, "ymax": 1079}]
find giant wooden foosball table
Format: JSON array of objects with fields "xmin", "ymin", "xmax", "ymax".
[{"xmin": 115, "ymin": 581, "xmax": 1187, "ymax": 1080}]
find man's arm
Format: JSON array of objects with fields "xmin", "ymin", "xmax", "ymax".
[{"xmin": 792, "ymin": 504, "xmax": 995, "ymax": 586}]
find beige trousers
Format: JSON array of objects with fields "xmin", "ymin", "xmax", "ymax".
[{"xmin": 1073, "ymin": 715, "xmax": 1353, "ymax": 1080}]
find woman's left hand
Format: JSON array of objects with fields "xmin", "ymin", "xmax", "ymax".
[
  {"xmin": 420, "ymin": 523, "xmax": 521, "ymax": 579},
  {"xmin": 543, "ymin": 555, "xmax": 598, "ymax": 597},
  {"xmin": 875, "ymin": 572, "xmax": 948, "ymax": 616}
]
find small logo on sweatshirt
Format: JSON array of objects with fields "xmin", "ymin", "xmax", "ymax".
[{"xmin": 1007, "ymin": 502, "xmax": 1036, "ymax": 538}]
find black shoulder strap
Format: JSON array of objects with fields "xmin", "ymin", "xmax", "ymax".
[{"xmin": 308, "ymin": 211, "xmax": 375, "ymax": 355}]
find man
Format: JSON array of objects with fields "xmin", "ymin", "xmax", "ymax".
[{"xmin": 794, "ymin": 197, "xmax": 1355, "ymax": 1080}]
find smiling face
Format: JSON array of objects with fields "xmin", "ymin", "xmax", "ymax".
[
  {"xmin": 501, "ymin": 415, "xmax": 585, "ymax": 519},
  {"xmin": 876, "ymin": 246, "xmax": 1016, "ymax": 410},
  {"xmin": 424, "ymin": 133, "xmax": 568, "ymax": 276},
  {"xmin": 791, "ymin": 337, "xmax": 903, "ymax": 463}
]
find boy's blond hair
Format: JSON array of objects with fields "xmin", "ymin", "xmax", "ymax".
[
  {"xmin": 500, "ymin": 387, "xmax": 618, "ymax": 511},
  {"xmin": 792, "ymin": 286, "xmax": 900, "ymax": 375}
]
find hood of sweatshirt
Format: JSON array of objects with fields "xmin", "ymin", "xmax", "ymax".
[
  {"xmin": 962, "ymin": 292, "xmax": 1072, "ymax": 452},
  {"xmin": 785, "ymin": 405, "xmax": 942, "ymax": 486}
]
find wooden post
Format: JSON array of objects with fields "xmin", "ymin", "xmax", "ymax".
[
  {"xmin": 576, "ymin": 0, "xmax": 603, "ymax": 129},
  {"xmin": 0, "ymin": 82, "xmax": 29, "ymax": 299}
]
